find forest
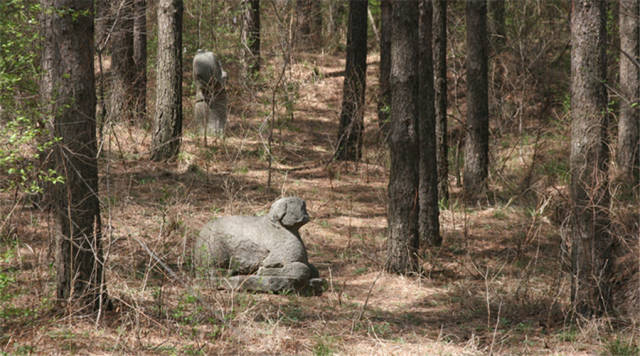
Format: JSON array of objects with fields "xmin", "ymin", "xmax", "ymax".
[{"xmin": 0, "ymin": 0, "xmax": 639, "ymax": 354}]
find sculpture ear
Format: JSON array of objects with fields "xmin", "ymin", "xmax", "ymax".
[{"xmin": 269, "ymin": 200, "xmax": 287, "ymax": 224}]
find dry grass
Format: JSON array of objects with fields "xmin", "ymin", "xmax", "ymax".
[{"xmin": 0, "ymin": 52, "xmax": 637, "ymax": 356}]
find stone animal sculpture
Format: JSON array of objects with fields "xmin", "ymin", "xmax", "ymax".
[
  {"xmin": 194, "ymin": 197, "xmax": 323, "ymax": 295},
  {"xmin": 193, "ymin": 50, "xmax": 227, "ymax": 137}
]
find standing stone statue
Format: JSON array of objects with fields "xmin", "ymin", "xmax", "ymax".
[
  {"xmin": 193, "ymin": 50, "xmax": 227, "ymax": 138},
  {"xmin": 194, "ymin": 197, "xmax": 324, "ymax": 295}
]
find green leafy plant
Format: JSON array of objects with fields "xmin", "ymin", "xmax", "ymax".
[
  {"xmin": 312, "ymin": 335, "xmax": 336, "ymax": 356},
  {"xmin": 0, "ymin": 0, "xmax": 61, "ymax": 197},
  {"xmin": 605, "ymin": 338, "xmax": 640, "ymax": 356},
  {"xmin": 0, "ymin": 250, "xmax": 16, "ymax": 303}
]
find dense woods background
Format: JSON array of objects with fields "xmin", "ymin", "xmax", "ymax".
[{"xmin": 0, "ymin": 0, "xmax": 639, "ymax": 354}]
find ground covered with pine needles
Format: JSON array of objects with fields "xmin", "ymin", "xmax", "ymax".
[{"xmin": 1, "ymin": 52, "xmax": 638, "ymax": 355}]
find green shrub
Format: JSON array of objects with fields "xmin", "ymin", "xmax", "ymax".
[{"xmin": 0, "ymin": 1, "xmax": 61, "ymax": 197}]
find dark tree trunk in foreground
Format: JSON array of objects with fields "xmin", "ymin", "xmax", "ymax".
[
  {"xmin": 489, "ymin": 0, "xmax": 505, "ymax": 49},
  {"xmin": 377, "ymin": 0, "xmax": 391, "ymax": 138},
  {"xmin": 151, "ymin": 0, "xmax": 183, "ymax": 161},
  {"xmin": 386, "ymin": 0, "xmax": 420, "ymax": 274},
  {"xmin": 570, "ymin": 0, "xmax": 613, "ymax": 317},
  {"xmin": 41, "ymin": 0, "xmax": 107, "ymax": 311},
  {"xmin": 243, "ymin": 0, "xmax": 260, "ymax": 76},
  {"xmin": 108, "ymin": 0, "xmax": 136, "ymax": 124},
  {"xmin": 433, "ymin": 0, "xmax": 448, "ymax": 204},
  {"xmin": 133, "ymin": 0, "xmax": 147, "ymax": 121},
  {"xmin": 617, "ymin": 0, "xmax": 640, "ymax": 181},
  {"xmin": 336, "ymin": 0, "xmax": 368, "ymax": 161},
  {"xmin": 464, "ymin": 0, "xmax": 489, "ymax": 202},
  {"xmin": 418, "ymin": 0, "xmax": 440, "ymax": 247}
]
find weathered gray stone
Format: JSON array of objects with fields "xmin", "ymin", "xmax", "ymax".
[
  {"xmin": 210, "ymin": 275, "xmax": 324, "ymax": 296},
  {"xmin": 193, "ymin": 50, "xmax": 227, "ymax": 137},
  {"xmin": 195, "ymin": 197, "xmax": 323, "ymax": 295}
]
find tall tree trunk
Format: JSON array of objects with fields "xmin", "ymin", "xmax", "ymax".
[
  {"xmin": 133, "ymin": 0, "xmax": 147, "ymax": 121},
  {"xmin": 296, "ymin": 0, "xmax": 311, "ymax": 37},
  {"xmin": 329, "ymin": 0, "xmax": 347, "ymax": 40},
  {"xmin": 377, "ymin": 0, "xmax": 391, "ymax": 138},
  {"xmin": 418, "ymin": 0, "xmax": 440, "ymax": 247},
  {"xmin": 335, "ymin": 0, "xmax": 367, "ymax": 161},
  {"xmin": 296, "ymin": 0, "xmax": 323, "ymax": 49},
  {"xmin": 489, "ymin": 0, "xmax": 505, "ymax": 50},
  {"xmin": 464, "ymin": 0, "xmax": 489, "ymax": 202},
  {"xmin": 151, "ymin": 0, "xmax": 183, "ymax": 161},
  {"xmin": 310, "ymin": 0, "xmax": 323, "ymax": 46},
  {"xmin": 433, "ymin": 0, "xmax": 448, "ymax": 204},
  {"xmin": 95, "ymin": 0, "xmax": 110, "ymax": 48},
  {"xmin": 242, "ymin": 0, "xmax": 260, "ymax": 76},
  {"xmin": 385, "ymin": 0, "xmax": 420, "ymax": 274},
  {"xmin": 617, "ymin": 0, "xmax": 640, "ymax": 181},
  {"xmin": 41, "ymin": 0, "xmax": 107, "ymax": 311},
  {"xmin": 108, "ymin": 0, "xmax": 136, "ymax": 124},
  {"xmin": 570, "ymin": 0, "xmax": 613, "ymax": 317}
]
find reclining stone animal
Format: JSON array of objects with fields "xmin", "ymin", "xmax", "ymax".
[
  {"xmin": 193, "ymin": 50, "xmax": 227, "ymax": 137},
  {"xmin": 194, "ymin": 197, "xmax": 323, "ymax": 295}
]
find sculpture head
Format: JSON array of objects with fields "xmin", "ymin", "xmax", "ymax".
[
  {"xmin": 193, "ymin": 50, "xmax": 225, "ymax": 86},
  {"xmin": 268, "ymin": 197, "xmax": 310, "ymax": 231}
]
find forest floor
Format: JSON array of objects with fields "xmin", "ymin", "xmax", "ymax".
[{"xmin": 1, "ymin": 51, "xmax": 638, "ymax": 355}]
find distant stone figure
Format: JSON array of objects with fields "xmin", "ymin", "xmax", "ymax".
[
  {"xmin": 193, "ymin": 50, "xmax": 227, "ymax": 137},
  {"xmin": 194, "ymin": 197, "xmax": 323, "ymax": 295}
]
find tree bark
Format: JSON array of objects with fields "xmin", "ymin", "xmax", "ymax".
[
  {"xmin": 296, "ymin": 0, "xmax": 323, "ymax": 49},
  {"xmin": 133, "ymin": 0, "xmax": 147, "ymax": 121},
  {"xmin": 433, "ymin": 0, "xmax": 448, "ymax": 204},
  {"xmin": 385, "ymin": 0, "xmax": 420, "ymax": 274},
  {"xmin": 377, "ymin": 0, "xmax": 391, "ymax": 138},
  {"xmin": 151, "ymin": 0, "xmax": 183, "ymax": 161},
  {"xmin": 108, "ymin": 0, "xmax": 136, "ymax": 124},
  {"xmin": 242, "ymin": 0, "xmax": 260, "ymax": 76},
  {"xmin": 418, "ymin": 0, "xmax": 441, "ymax": 247},
  {"xmin": 41, "ymin": 0, "xmax": 107, "ymax": 311},
  {"xmin": 570, "ymin": 0, "xmax": 613, "ymax": 317},
  {"xmin": 329, "ymin": 0, "xmax": 347, "ymax": 40},
  {"xmin": 335, "ymin": 0, "xmax": 367, "ymax": 161},
  {"xmin": 489, "ymin": 0, "xmax": 505, "ymax": 50},
  {"xmin": 464, "ymin": 0, "xmax": 489, "ymax": 202},
  {"xmin": 95, "ymin": 0, "xmax": 110, "ymax": 48},
  {"xmin": 617, "ymin": 0, "xmax": 640, "ymax": 181}
]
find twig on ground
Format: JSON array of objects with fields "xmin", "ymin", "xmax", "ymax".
[
  {"xmin": 133, "ymin": 236, "xmax": 181, "ymax": 283},
  {"xmin": 350, "ymin": 269, "xmax": 384, "ymax": 334},
  {"xmin": 488, "ymin": 301, "xmax": 503, "ymax": 356}
]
